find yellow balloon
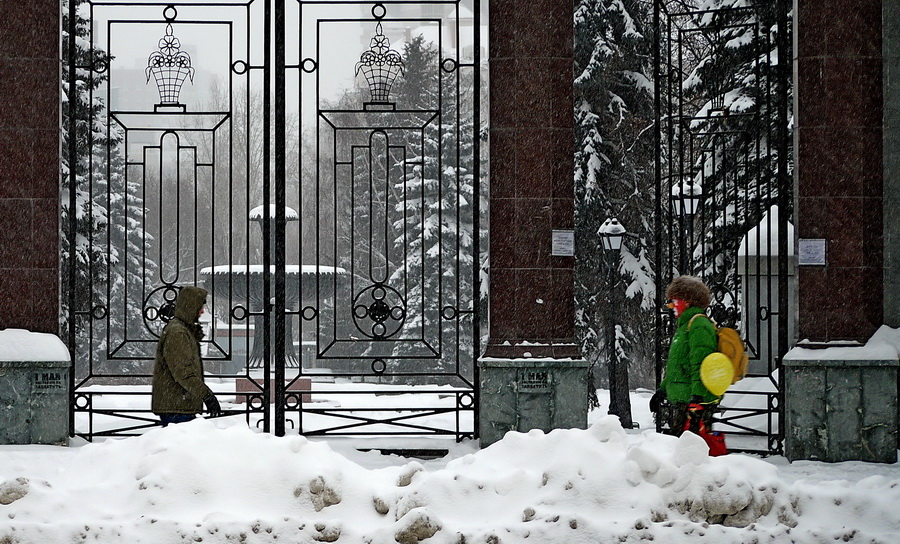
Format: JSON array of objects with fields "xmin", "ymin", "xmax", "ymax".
[{"xmin": 700, "ymin": 352, "xmax": 734, "ymax": 396}]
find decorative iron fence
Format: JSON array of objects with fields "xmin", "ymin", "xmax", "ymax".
[
  {"xmin": 653, "ymin": 0, "xmax": 792, "ymax": 454},
  {"xmin": 64, "ymin": 0, "xmax": 481, "ymax": 441}
]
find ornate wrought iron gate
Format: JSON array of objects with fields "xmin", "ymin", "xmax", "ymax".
[
  {"xmin": 65, "ymin": 0, "xmax": 481, "ymax": 440},
  {"xmin": 653, "ymin": 0, "xmax": 791, "ymax": 454}
]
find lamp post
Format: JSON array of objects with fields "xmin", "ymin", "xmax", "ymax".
[
  {"xmin": 598, "ymin": 218, "xmax": 633, "ymax": 429},
  {"xmin": 671, "ymin": 182, "xmax": 702, "ymax": 273}
]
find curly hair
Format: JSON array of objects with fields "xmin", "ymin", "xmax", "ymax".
[{"xmin": 665, "ymin": 275, "xmax": 711, "ymax": 309}]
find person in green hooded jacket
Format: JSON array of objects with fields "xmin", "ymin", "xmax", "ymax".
[
  {"xmin": 649, "ymin": 275, "xmax": 719, "ymax": 436},
  {"xmin": 152, "ymin": 285, "xmax": 222, "ymax": 426}
]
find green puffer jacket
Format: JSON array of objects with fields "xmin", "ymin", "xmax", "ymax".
[
  {"xmin": 661, "ymin": 306, "xmax": 719, "ymax": 404},
  {"xmin": 151, "ymin": 286, "xmax": 212, "ymax": 414}
]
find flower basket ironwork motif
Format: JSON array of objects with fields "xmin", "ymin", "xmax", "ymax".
[
  {"xmin": 355, "ymin": 23, "xmax": 404, "ymax": 104},
  {"xmin": 146, "ymin": 23, "xmax": 195, "ymax": 106}
]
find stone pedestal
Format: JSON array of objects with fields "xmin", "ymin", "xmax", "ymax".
[
  {"xmin": 235, "ymin": 377, "xmax": 312, "ymax": 404},
  {"xmin": 479, "ymin": 359, "xmax": 589, "ymax": 447},
  {"xmin": 784, "ymin": 348, "xmax": 898, "ymax": 463},
  {"xmin": 0, "ymin": 361, "xmax": 70, "ymax": 445}
]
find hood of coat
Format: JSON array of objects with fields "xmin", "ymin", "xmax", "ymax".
[
  {"xmin": 665, "ymin": 275, "xmax": 711, "ymax": 309},
  {"xmin": 174, "ymin": 286, "xmax": 208, "ymax": 323}
]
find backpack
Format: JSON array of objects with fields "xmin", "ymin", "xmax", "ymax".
[{"xmin": 687, "ymin": 314, "xmax": 749, "ymax": 390}]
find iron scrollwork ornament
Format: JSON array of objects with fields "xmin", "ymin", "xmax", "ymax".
[
  {"xmin": 355, "ymin": 22, "xmax": 404, "ymax": 104},
  {"xmin": 142, "ymin": 285, "xmax": 180, "ymax": 337},
  {"xmin": 352, "ymin": 283, "xmax": 407, "ymax": 339},
  {"xmin": 146, "ymin": 23, "xmax": 195, "ymax": 106}
]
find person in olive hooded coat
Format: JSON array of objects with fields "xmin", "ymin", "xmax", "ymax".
[
  {"xmin": 152, "ymin": 285, "xmax": 221, "ymax": 426},
  {"xmin": 650, "ymin": 275, "xmax": 719, "ymax": 436}
]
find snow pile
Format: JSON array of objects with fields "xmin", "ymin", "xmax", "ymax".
[
  {"xmin": 789, "ymin": 324, "xmax": 900, "ymax": 362},
  {"xmin": 0, "ymin": 415, "xmax": 898, "ymax": 542},
  {"xmin": 0, "ymin": 329, "xmax": 70, "ymax": 361},
  {"xmin": 384, "ymin": 416, "xmax": 797, "ymax": 543}
]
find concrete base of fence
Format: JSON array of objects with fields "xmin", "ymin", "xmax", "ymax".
[
  {"xmin": 0, "ymin": 360, "xmax": 71, "ymax": 445},
  {"xmin": 784, "ymin": 346, "xmax": 899, "ymax": 463},
  {"xmin": 478, "ymin": 358, "xmax": 589, "ymax": 448}
]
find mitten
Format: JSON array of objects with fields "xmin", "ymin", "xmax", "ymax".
[
  {"xmin": 203, "ymin": 392, "xmax": 222, "ymax": 417},
  {"xmin": 649, "ymin": 389, "xmax": 665, "ymax": 413}
]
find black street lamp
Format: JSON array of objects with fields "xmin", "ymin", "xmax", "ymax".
[
  {"xmin": 598, "ymin": 218, "xmax": 633, "ymax": 429},
  {"xmin": 671, "ymin": 182, "xmax": 702, "ymax": 273}
]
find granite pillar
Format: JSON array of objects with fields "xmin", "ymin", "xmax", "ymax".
[
  {"xmin": 485, "ymin": 0, "xmax": 577, "ymax": 357},
  {"xmin": 794, "ymin": 0, "xmax": 883, "ymax": 343},
  {"xmin": 884, "ymin": 1, "xmax": 900, "ymax": 327},
  {"xmin": 0, "ymin": 1, "xmax": 60, "ymax": 334},
  {"xmin": 480, "ymin": 0, "xmax": 586, "ymax": 444},
  {"xmin": 789, "ymin": 1, "xmax": 900, "ymax": 461},
  {"xmin": 885, "ymin": 0, "xmax": 900, "ymax": 451}
]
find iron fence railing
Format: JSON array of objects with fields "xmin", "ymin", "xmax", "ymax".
[
  {"xmin": 65, "ymin": 0, "xmax": 480, "ymax": 442},
  {"xmin": 653, "ymin": 0, "xmax": 792, "ymax": 455}
]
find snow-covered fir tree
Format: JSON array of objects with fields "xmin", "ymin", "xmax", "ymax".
[
  {"xmin": 62, "ymin": 0, "xmax": 108, "ymax": 341},
  {"xmin": 574, "ymin": 0, "xmax": 657, "ymax": 393},
  {"xmin": 574, "ymin": 0, "xmax": 790, "ymax": 396},
  {"xmin": 662, "ymin": 0, "xmax": 791, "ymax": 325},
  {"xmin": 318, "ymin": 32, "xmax": 479, "ymax": 384},
  {"xmin": 387, "ymin": 35, "xmax": 479, "ymax": 385},
  {"xmin": 62, "ymin": 0, "xmax": 157, "ymax": 372},
  {"xmin": 105, "ymin": 113, "xmax": 159, "ymax": 364}
]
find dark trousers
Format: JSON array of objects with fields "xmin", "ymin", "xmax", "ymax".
[
  {"xmin": 666, "ymin": 402, "xmax": 716, "ymax": 437},
  {"xmin": 158, "ymin": 413, "xmax": 196, "ymax": 427}
]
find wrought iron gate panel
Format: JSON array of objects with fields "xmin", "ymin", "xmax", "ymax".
[
  {"xmin": 282, "ymin": 1, "xmax": 479, "ymax": 439},
  {"xmin": 653, "ymin": 0, "xmax": 791, "ymax": 454},
  {"xmin": 65, "ymin": 0, "xmax": 480, "ymax": 440}
]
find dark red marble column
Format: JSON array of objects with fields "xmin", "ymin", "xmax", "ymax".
[
  {"xmin": 794, "ymin": 0, "xmax": 883, "ymax": 343},
  {"xmin": 484, "ymin": 1, "xmax": 578, "ymax": 359},
  {"xmin": 0, "ymin": 2, "xmax": 60, "ymax": 333}
]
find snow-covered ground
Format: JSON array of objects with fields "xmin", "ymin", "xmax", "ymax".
[{"xmin": 1, "ymin": 387, "xmax": 898, "ymax": 544}]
